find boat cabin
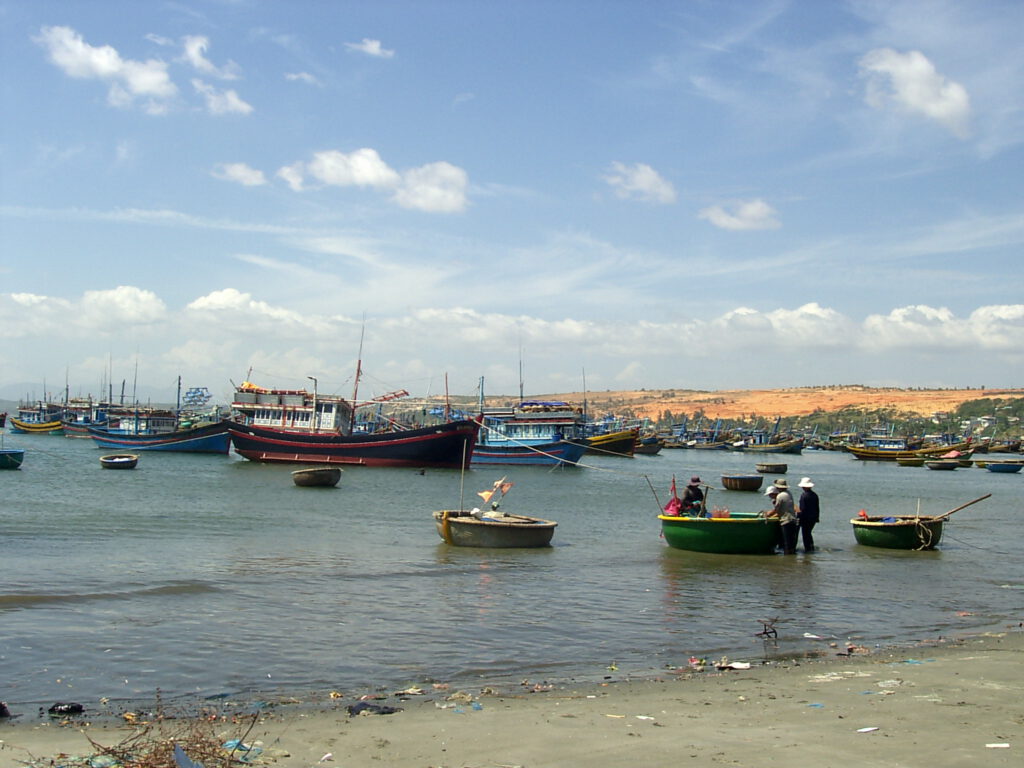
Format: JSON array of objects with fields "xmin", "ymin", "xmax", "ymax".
[{"xmin": 232, "ymin": 383, "xmax": 354, "ymax": 434}]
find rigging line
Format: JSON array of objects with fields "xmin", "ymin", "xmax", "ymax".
[{"xmin": 940, "ymin": 531, "xmax": 1014, "ymax": 555}]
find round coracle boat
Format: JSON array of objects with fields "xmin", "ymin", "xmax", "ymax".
[{"xmin": 721, "ymin": 474, "xmax": 764, "ymax": 491}]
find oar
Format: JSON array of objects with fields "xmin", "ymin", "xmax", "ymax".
[{"xmin": 932, "ymin": 493, "xmax": 992, "ymax": 522}]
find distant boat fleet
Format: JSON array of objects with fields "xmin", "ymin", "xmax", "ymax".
[{"xmin": 4, "ymin": 384, "xmax": 1021, "ymax": 474}]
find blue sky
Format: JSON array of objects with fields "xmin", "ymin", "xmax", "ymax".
[{"xmin": 2, "ymin": 0, "xmax": 1023, "ymax": 405}]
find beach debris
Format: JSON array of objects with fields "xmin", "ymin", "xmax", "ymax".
[
  {"xmin": 358, "ymin": 693, "xmax": 387, "ymax": 700},
  {"xmin": 714, "ymin": 657, "xmax": 752, "ymax": 671},
  {"xmin": 48, "ymin": 701, "xmax": 85, "ymax": 716},
  {"xmin": 432, "ymin": 682, "xmax": 451, "ymax": 691},
  {"xmin": 395, "ymin": 685, "xmax": 425, "ymax": 696},
  {"xmin": 223, "ymin": 738, "xmax": 263, "ymax": 763},
  {"xmin": 688, "ymin": 656, "xmax": 707, "ymax": 670},
  {"xmin": 985, "ymin": 743, "xmax": 1010, "ymax": 748},
  {"xmin": 447, "ymin": 690, "xmax": 475, "ymax": 703},
  {"xmin": 346, "ymin": 701, "xmax": 403, "ymax": 717},
  {"xmin": 607, "ymin": 661, "xmax": 618, "ymax": 671},
  {"xmin": 173, "ymin": 744, "xmax": 204, "ymax": 768},
  {"xmin": 0, "ymin": 701, "xmax": 11, "ymax": 718},
  {"xmin": 756, "ymin": 617, "xmax": 779, "ymax": 639},
  {"xmin": 319, "ymin": 753, "xmax": 335, "ymax": 762},
  {"xmin": 856, "ymin": 726, "xmax": 880, "ymax": 733},
  {"xmin": 329, "ymin": 690, "xmax": 343, "ymax": 699}
]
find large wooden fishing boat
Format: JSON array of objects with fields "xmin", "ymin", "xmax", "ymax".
[
  {"xmin": 581, "ymin": 428, "xmax": 639, "ymax": 457},
  {"xmin": 845, "ymin": 440, "xmax": 973, "ymax": 461},
  {"xmin": 473, "ymin": 400, "xmax": 586, "ymax": 466},
  {"xmin": 229, "ymin": 380, "xmax": 479, "ymax": 467},
  {"xmin": 659, "ymin": 512, "xmax": 780, "ymax": 555},
  {"xmin": 89, "ymin": 420, "xmax": 231, "ymax": 453}
]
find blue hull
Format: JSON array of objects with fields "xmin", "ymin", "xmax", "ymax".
[
  {"xmin": 471, "ymin": 440, "xmax": 586, "ymax": 466},
  {"xmin": 88, "ymin": 421, "xmax": 231, "ymax": 453}
]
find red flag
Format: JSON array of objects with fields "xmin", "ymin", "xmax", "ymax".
[{"xmin": 670, "ymin": 475, "xmax": 678, "ymax": 500}]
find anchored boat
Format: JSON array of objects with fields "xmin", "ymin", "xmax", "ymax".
[{"xmin": 850, "ymin": 494, "xmax": 991, "ymax": 550}]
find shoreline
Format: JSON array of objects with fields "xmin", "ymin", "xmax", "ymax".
[{"xmin": 3, "ymin": 629, "xmax": 1021, "ymax": 767}]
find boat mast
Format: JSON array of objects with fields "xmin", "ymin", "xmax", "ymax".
[
  {"xmin": 350, "ymin": 321, "xmax": 365, "ymax": 431},
  {"xmin": 307, "ymin": 376, "xmax": 318, "ymax": 432}
]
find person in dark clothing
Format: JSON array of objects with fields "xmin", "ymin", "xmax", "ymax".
[
  {"xmin": 681, "ymin": 476, "xmax": 704, "ymax": 515},
  {"xmin": 797, "ymin": 477, "xmax": 820, "ymax": 552}
]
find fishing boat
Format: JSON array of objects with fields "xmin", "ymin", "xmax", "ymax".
[
  {"xmin": 433, "ymin": 477, "xmax": 556, "ymax": 548},
  {"xmin": 986, "ymin": 461, "xmax": 1023, "ymax": 474},
  {"xmin": 721, "ymin": 474, "xmax": 764, "ymax": 492},
  {"xmin": 850, "ymin": 494, "xmax": 990, "ymax": 550},
  {"xmin": 581, "ymin": 428, "xmax": 639, "ymax": 457},
  {"xmin": 896, "ymin": 457, "xmax": 925, "ymax": 467},
  {"xmin": 99, "ymin": 453, "xmax": 139, "ymax": 469},
  {"xmin": 633, "ymin": 434, "xmax": 664, "ymax": 455},
  {"xmin": 0, "ymin": 448, "xmax": 25, "ymax": 469},
  {"xmin": 755, "ymin": 462, "xmax": 787, "ymax": 474},
  {"xmin": 473, "ymin": 399, "xmax": 586, "ymax": 467},
  {"xmin": 851, "ymin": 514, "xmax": 945, "ymax": 549},
  {"xmin": 291, "ymin": 467, "xmax": 343, "ymax": 487},
  {"xmin": 925, "ymin": 460, "xmax": 958, "ymax": 471},
  {"xmin": 846, "ymin": 440, "xmax": 973, "ymax": 461},
  {"xmin": 89, "ymin": 420, "xmax": 231, "ymax": 453},
  {"xmin": 660, "ymin": 511, "xmax": 780, "ymax": 554},
  {"xmin": 230, "ymin": 418, "xmax": 478, "ymax": 467},
  {"xmin": 229, "ymin": 379, "xmax": 479, "ymax": 468},
  {"xmin": 8, "ymin": 400, "xmax": 65, "ymax": 435}
]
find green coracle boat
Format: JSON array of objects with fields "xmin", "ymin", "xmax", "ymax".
[
  {"xmin": 659, "ymin": 511, "xmax": 780, "ymax": 554},
  {"xmin": 850, "ymin": 494, "xmax": 991, "ymax": 551},
  {"xmin": 851, "ymin": 515, "xmax": 945, "ymax": 550},
  {"xmin": 0, "ymin": 448, "xmax": 25, "ymax": 469}
]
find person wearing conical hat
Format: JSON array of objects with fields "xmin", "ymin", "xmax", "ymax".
[
  {"xmin": 796, "ymin": 477, "xmax": 819, "ymax": 552},
  {"xmin": 768, "ymin": 477, "xmax": 797, "ymax": 554}
]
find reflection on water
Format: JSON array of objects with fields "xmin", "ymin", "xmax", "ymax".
[{"xmin": 2, "ymin": 436, "xmax": 1022, "ymax": 706}]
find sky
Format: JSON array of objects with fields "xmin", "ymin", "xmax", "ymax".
[{"xmin": 2, "ymin": 0, "xmax": 1023, "ymax": 406}]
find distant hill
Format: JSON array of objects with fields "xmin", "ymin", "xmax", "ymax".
[{"xmin": 498, "ymin": 386, "xmax": 1024, "ymax": 421}]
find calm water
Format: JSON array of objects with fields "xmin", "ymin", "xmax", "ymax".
[{"xmin": 2, "ymin": 435, "xmax": 1023, "ymax": 709}]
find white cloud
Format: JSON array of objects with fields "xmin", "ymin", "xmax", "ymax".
[
  {"xmin": 698, "ymin": 199, "xmax": 780, "ymax": 230},
  {"xmin": 277, "ymin": 149, "xmax": 469, "ymax": 212},
  {"xmin": 35, "ymin": 25, "xmax": 177, "ymax": 112},
  {"xmin": 860, "ymin": 48, "xmax": 971, "ymax": 138},
  {"xmin": 212, "ymin": 162, "xmax": 267, "ymax": 186},
  {"xmin": 191, "ymin": 79, "xmax": 254, "ymax": 115},
  {"xmin": 182, "ymin": 35, "xmax": 241, "ymax": 80},
  {"xmin": 307, "ymin": 148, "xmax": 401, "ymax": 188},
  {"xmin": 285, "ymin": 71, "xmax": 319, "ymax": 85},
  {"xmin": 276, "ymin": 162, "xmax": 306, "ymax": 191},
  {"xmin": 62, "ymin": 286, "xmax": 169, "ymax": 334},
  {"xmin": 604, "ymin": 162, "xmax": 677, "ymax": 204},
  {"xmin": 863, "ymin": 304, "xmax": 1024, "ymax": 351},
  {"xmin": 393, "ymin": 162, "xmax": 469, "ymax": 213},
  {"xmin": 345, "ymin": 38, "xmax": 395, "ymax": 58}
]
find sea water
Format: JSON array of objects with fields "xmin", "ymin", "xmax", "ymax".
[{"xmin": 2, "ymin": 435, "xmax": 1022, "ymax": 709}]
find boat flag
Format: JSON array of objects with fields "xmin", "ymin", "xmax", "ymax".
[{"xmin": 670, "ymin": 475, "xmax": 678, "ymax": 500}]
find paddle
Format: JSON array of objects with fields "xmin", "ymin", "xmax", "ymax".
[{"xmin": 931, "ymin": 493, "xmax": 992, "ymax": 522}]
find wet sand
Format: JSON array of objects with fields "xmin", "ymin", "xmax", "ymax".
[{"xmin": 2, "ymin": 631, "xmax": 1021, "ymax": 767}]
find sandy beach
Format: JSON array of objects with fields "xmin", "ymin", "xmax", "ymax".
[{"xmin": 3, "ymin": 630, "xmax": 1021, "ymax": 768}]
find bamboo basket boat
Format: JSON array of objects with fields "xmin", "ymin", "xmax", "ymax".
[
  {"xmin": 721, "ymin": 474, "xmax": 764, "ymax": 491},
  {"xmin": 850, "ymin": 494, "xmax": 990, "ymax": 550}
]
